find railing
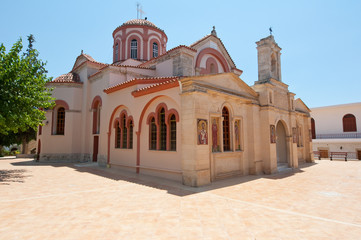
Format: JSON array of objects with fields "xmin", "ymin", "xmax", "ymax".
[
  {"xmin": 316, "ymin": 132, "xmax": 361, "ymax": 139},
  {"xmin": 313, "ymin": 151, "xmax": 358, "ymax": 160}
]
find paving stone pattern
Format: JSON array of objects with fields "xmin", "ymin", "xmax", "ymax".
[{"xmin": 0, "ymin": 158, "xmax": 360, "ymax": 239}]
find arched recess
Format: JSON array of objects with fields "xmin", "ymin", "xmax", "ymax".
[
  {"xmin": 54, "ymin": 100, "xmax": 69, "ymax": 110},
  {"xmin": 113, "ymin": 39, "xmax": 121, "ymax": 62},
  {"xmin": 149, "ymin": 37, "xmax": 161, "ymax": 59},
  {"xmin": 343, "ymin": 114, "xmax": 357, "ymax": 132},
  {"xmin": 107, "ymin": 105, "xmax": 127, "ymax": 165},
  {"xmin": 276, "ymin": 121, "xmax": 288, "ymax": 165},
  {"xmin": 126, "ymin": 33, "xmax": 142, "ymax": 60},
  {"xmin": 195, "ymin": 48, "xmax": 230, "ymax": 74},
  {"xmin": 137, "ymin": 96, "xmax": 180, "ymax": 172},
  {"xmin": 91, "ymin": 96, "xmax": 102, "ymax": 134},
  {"xmin": 311, "ymin": 118, "xmax": 316, "ymax": 139},
  {"xmin": 52, "ymin": 100, "xmax": 69, "ymax": 135}
]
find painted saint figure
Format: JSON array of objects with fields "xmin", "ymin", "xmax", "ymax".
[
  {"xmin": 235, "ymin": 121, "xmax": 240, "ymax": 150},
  {"xmin": 212, "ymin": 119, "xmax": 218, "ymax": 151},
  {"xmin": 197, "ymin": 120, "xmax": 208, "ymax": 145}
]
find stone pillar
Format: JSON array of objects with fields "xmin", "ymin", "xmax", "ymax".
[{"xmin": 180, "ymin": 92, "xmax": 211, "ymax": 187}]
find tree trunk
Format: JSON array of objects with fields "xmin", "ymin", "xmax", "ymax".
[{"xmin": 22, "ymin": 138, "xmax": 27, "ymax": 154}]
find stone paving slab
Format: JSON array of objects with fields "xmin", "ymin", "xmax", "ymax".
[{"xmin": 0, "ymin": 158, "xmax": 360, "ymax": 239}]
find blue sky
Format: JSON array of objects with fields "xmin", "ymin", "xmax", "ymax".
[{"xmin": 1, "ymin": 0, "xmax": 360, "ymax": 108}]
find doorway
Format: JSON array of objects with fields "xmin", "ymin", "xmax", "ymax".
[
  {"xmin": 276, "ymin": 121, "xmax": 288, "ymax": 166},
  {"xmin": 93, "ymin": 136, "xmax": 99, "ymax": 162}
]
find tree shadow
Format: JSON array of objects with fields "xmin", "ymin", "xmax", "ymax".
[{"xmin": 0, "ymin": 169, "xmax": 30, "ymax": 185}]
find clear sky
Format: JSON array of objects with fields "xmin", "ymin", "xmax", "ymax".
[{"xmin": 1, "ymin": 0, "xmax": 360, "ymax": 108}]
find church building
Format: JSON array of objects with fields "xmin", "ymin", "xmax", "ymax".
[{"xmin": 37, "ymin": 19, "xmax": 313, "ymax": 186}]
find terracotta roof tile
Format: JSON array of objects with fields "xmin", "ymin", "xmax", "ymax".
[
  {"xmin": 104, "ymin": 76, "xmax": 180, "ymax": 94},
  {"xmin": 51, "ymin": 72, "xmax": 81, "ymax": 83},
  {"xmin": 134, "ymin": 78, "xmax": 178, "ymax": 93},
  {"xmin": 88, "ymin": 64, "xmax": 154, "ymax": 80}
]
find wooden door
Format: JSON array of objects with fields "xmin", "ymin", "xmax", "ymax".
[
  {"xmin": 93, "ymin": 136, "xmax": 99, "ymax": 162},
  {"xmin": 320, "ymin": 150, "xmax": 328, "ymax": 159},
  {"xmin": 357, "ymin": 151, "xmax": 361, "ymax": 160}
]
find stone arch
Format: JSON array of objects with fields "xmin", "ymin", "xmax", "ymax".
[
  {"xmin": 276, "ymin": 120, "xmax": 288, "ymax": 166},
  {"xmin": 195, "ymin": 48, "xmax": 230, "ymax": 74}
]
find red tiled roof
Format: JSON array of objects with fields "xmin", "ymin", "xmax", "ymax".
[
  {"xmin": 72, "ymin": 53, "xmax": 107, "ymax": 72},
  {"xmin": 113, "ymin": 19, "xmax": 166, "ymax": 37},
  {"xmin": 50, "ymin": 72, "xmax": 82, "ymax": 84},
  {"xmin": 140, "ymin": 45, "xmax": 197, "ymax": 67},
  {"xmin": 88, "ymin": 64, "xmax": 154, "ymax": 79},
  {"xmin": 104, "ymin": 76, "xmax": 180, "ymax": 94},
  {"xmin": 132, "ymin": 78, "xmax": 180, "ymax": 97}
]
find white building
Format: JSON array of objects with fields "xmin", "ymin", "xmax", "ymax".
[{"xmin": 311, "ymin": 102, "xmax": 361, "ymax": 160}]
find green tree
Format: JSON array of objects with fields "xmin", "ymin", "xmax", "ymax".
[{"xmin": 0, "ymin": 35, "xmax": 54, "ymax": 151}]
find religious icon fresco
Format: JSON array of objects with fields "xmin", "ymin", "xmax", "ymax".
[
  {"xmin": 197, "ymin": 119, "xmax": 208, "ymax": 145},
  {"xmin": 270, "ymin": 125, "xmax": 276, "ymax": 143},
  {"xmin": 292, "ymin": 127, "xmax": 297, "ymax": 143},
  {"xmin": 235, "ymin": 120, "xmax": 241, "ymax": 150},
  {"xmin": 211, "ymin": 118, "xmax": 219, "ymax": 151}
]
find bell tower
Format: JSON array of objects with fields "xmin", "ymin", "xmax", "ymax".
[{"xmin": 256, "ymin": 35, "xmax": 282, "ymax": 83}]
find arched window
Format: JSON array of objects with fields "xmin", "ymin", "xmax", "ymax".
[
  {"xmin": 115, "ymin": 120, "xmax": 120, "ymax": 148},
  {"xmin": 311, "ymin": 118, "xmax": 316, "ymax": 139},
  {"xmin": 159, "ymin": 108, "xmax": 167, "ymax": 150},
  {"xmin": 147, "ymin": 105, "xmax": 179, "ymax": 151},
  {"xmin": 222, "ymin": 107, "xmax": 230, "ymax": 151},
  {"xmin": 150, "ymin": 117, "xmax": 157, "ymax": 150},
  {"xmin": 170, "ymin": 114, "xmax": 176, "ymax": 151},
  {"xmin": 153, "ymin": 42, "xmax": 158, "ymax": 58},
  {"xmin": 121, "ymin": 114, "xmax": 127, "ymax": 148},
  {"xmin": 115, "ymin": 43, "xmax": 119, "ymax": 62},
  {"xmin": 56, "ymin": 107, "xmax": 65, "ymax": 135},
  {"xmin": 131, "ymin": 39, "xmax": 138, "ymax": 59},
  {"xmin": 210, "ymin": 63, "xmax": 215, "ymax": 74},
  {"xmin": 92, "ymin": 103, "xmax": 101, "ymax": 134},
  {"xmin": 343, "ymin": 114, "xmax": 357, "ymax": 132},
  {"xmin": 271, "ymin": 53, "xmax": 277, "ymax": 75},
  {"xmin": 128, "ymin": 120, "xmax": 133, "ymax": 149}
]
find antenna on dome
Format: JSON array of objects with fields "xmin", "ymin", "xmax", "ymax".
[{"xmin": 136, "ymin": 3, "xmax": 145, "ymax": 19}]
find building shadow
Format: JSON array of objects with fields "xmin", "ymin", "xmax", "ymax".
[{"xmin": 11, "ymin": 159, "xmax": 316, "ymax": 196}]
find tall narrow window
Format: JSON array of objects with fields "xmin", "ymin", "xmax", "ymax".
[
  {"xmin": 115, "ymin": 121, "xmax": 120, "ymax": 148},
  {"xmin": 131, "ymin": 39, "xmax": 138, "ymax": 59},
  {"xmin": 159, "ymin": 108, "xmax": 167, "ymax": 150},
  {"xmin": 222, "ymin": 107, "xmax": 230, "ymax": 151},
  {"xmin": 170, "ymin": 114, "xmax": 176, "ymax": 151},
  {"xmin": 210, "ymin": 63, "xmax": 215, "ymax": 74},
  {"xmin": 343, "ymin": 114, "xmax": 357, "ymax": 132},
  {"xmin": 150, "ymin": 117, "xmax": 157, "ymax": 150},
  {"xmin": 115, "ymin": 43, "xmax": 119, "ymax": 62},
  {"xmin": 92, "ymin": 100, "xmax": 101, "ymax": 134},
  {"xmin": 121, "ymin": 115, "xmax": 127, "ymax": 148},
  {"xmin": 152, "ymin": 42, "xmax": 158, "ymax": 58},
  {"xmin": 128, "ymin": 120, "xmax": 133, "ymax": 149},
  {"xmin": 56, "ymin": 107, "xmax": 65, "ymax": 135},
  {"xmin": 311, "ymin": 118, "xmax": 316, "ymax": 139},
  {"xmin": 271, "ymin": 53, "xmax": 277, "ymax": 76}
]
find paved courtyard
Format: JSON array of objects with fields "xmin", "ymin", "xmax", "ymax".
[{"xmin": 0, "ymin": 158, "xmax": 360, "ymax": 240}]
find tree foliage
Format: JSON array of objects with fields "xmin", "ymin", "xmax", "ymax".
[{"xmin": 0, "ymin": 35, "xmax": 54, "ymax": 137}]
